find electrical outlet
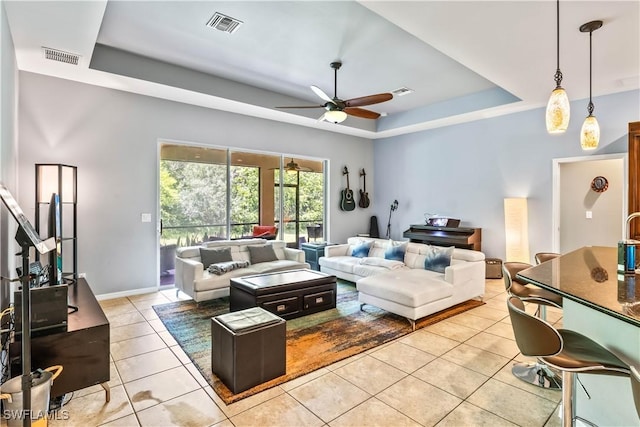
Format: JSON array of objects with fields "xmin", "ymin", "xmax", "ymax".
[
  {"xmin": 586, "ymin": 211, "xmax": 593, "ymax": 219},
  {"xmin": 78, "ymin": 272, "xmax": 86, "ymax": 278},
  {"xmin": 141, "ymin": 213, "xmax": 152, "ymax": 223}
]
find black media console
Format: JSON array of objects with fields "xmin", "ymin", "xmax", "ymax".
[{"xmin": 10, "ymin": 278, "xmax": 110, "ymax": 400}]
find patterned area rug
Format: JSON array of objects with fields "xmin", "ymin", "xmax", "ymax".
[{"xmin": 153, "ymin": 281, "xmax": 484, "ymax": 405}]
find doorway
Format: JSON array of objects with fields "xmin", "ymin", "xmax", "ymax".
[{"xmin": 553, "ymin": 154, "xmax": 627, "ymax": 253}]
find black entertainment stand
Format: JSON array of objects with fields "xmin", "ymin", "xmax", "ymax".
[{"xmin": 9, "ymin": 278, "xmax": 110, "ymax": 400}]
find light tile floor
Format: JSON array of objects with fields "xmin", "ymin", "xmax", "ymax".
[{"xmin": 47, "ymin": 279, "xmax": 566, "ymax": 427}]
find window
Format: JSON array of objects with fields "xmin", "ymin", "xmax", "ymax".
[{"xmin": 159, "ymin": 144, "xmax": 326, "ymax": 284}]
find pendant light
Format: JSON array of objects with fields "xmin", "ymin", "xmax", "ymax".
[
  {"xmin": 579, "ymin": 20, "xmax": 603, "ymax": 150},
  {"xmin": 545, "ymin": 0, "xmax": 570, "ymax": 134}
]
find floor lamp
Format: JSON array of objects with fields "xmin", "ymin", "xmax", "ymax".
[{"xmin": 504, "ymin": 198, "xmax": 530, "ymax": 263}]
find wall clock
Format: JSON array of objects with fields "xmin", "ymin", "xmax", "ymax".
[{"xmin": 591, "ymin": 176, "xmax": 608, "ymax": 193}]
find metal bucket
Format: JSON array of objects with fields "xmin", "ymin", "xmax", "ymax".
[{"xmin": 0, "ymin": 365, "xmax": 63, "ymax": 427}]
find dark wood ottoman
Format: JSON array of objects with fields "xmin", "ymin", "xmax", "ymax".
[
  {"xmin": 211, "ymin": 307, "xmax": 285, "ymax": 394},
  {"xmin": 230, "ymin": 269, "xmax": 337, "ymax": 320}
]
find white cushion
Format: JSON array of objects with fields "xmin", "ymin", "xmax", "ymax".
[
  {"xmin": 194, "ymin": 267, "xmax": 259, "ymax": 292},
  {"xmin": 452, "ymin": 248, "xmax": 485, "ymax": 262},
  {"xmin": 358, "ymin": 257, "xmax": 405, "ymax": 270},
  {"xmin": 319, "ymin": 256, "xmax": 361, "ymax": 273},
  {"xmin": 357, "ymin": 270, "xmax": 453, "ymax": 307},
  {"xmin": 353, "ymin": 264, "xmax": 394, "ymax": 278},
  {"xmin": 249, "ymin": 260, "xmax": 304, "ymax": 273}
]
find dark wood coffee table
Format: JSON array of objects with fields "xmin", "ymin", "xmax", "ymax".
[{"xmin": 229, "ymin": 269, "xmax": 337, "ymax": 320}]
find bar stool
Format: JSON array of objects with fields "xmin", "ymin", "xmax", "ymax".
[
  {"xmin": 632, "ymin": 365, "xmax": 640, "ymax": 419},
  {"xmin": 507, "ymin": 296, "xmax": 630, "ymax": 427},
  {"xmin": 535, "ymin": 252, "xmax": 561, "ymax": 265},
  {"xmin": 534, "ymin": 252, "xmax": 562, "ymax": 321},
  {"xmin": 503, "ymin": 262, "xmax": 563, "ymax": 389}
]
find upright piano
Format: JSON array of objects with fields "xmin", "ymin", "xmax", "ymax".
[{"xmin": 403, "ymin": 224, "xmax": 481, "ymax": 251}]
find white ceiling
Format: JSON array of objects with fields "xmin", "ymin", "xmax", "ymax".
[{"xmin": 4, "ymin": 1, "xmax": 639, "ymax": 139}]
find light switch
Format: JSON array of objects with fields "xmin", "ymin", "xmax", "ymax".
[
  {"xmin": 586, "ymin": 211, "xmax": 593, "ymax": 219},
  {"xmin": 141, "ymin": 213, "xmax": 152, "ymax": 223}
]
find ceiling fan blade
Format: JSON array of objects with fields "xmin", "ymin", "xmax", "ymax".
[
  {"xmin": 276, "ymin": 105, "xmax": 324, "ymax": 109},
  {"xmin": 344, "ymin": 93, "xmax": 393, "ymax": 108},
  {"xmin": 344, "ymin": 107, "xmax": 381, "ymax": 120},
  {"xmin": 311, "ymin": 85, "xmax": 334, "ymax": 104}
]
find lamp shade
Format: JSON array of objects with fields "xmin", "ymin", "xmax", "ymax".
[
  {"xmin": 504, "ymin": 198, "xmax": 530, "ymax": 263},
  {"xmin": 324, "ymin": 110, "xmax": 347, "ymax": 124},
  {"xmin": 36, "ymin": 164, "xmax": 77, "ymax": 203},
  {"xmin": 545, "ymin": 87, "xmax": 570, "ymax": 133},
  {"xmin": 580, "ymin": 115, "xmax": 600, "ymax": 150}
]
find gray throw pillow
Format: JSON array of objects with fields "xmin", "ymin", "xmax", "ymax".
[
  {"xmin": 248, "ymin": 245, "xmax": 278, "ymax": 264},
  {"xmin": 200, "ymin": 247, "xmax": 233, "ymax": 268}
]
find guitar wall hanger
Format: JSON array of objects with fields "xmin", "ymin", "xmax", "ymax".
[
  {"xmin": 359, "ymin": 169, "xmax": 370, "ymax": 208},
  {"xmin": 340, "ymin": 166, "xmax": 356, "ymax": 211}
]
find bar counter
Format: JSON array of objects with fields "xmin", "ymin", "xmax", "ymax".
[
  {"xmin": 517, "ymin": 246, "xmax": 639, "ymax": 426},
  {"xmin": 517, "ymin": 246, "xmax": 640, "ymax": 327}
]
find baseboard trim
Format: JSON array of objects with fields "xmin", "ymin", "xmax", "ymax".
[{"xmin": 95, "ymin": 285, "xmax": 164, "ymax": 301}]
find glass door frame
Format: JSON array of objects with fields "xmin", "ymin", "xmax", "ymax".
[{"xmin": 157, "ymin": 139, "xmax": 327, "ymax": 287}]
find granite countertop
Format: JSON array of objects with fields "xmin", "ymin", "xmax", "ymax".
[{"xmin": 517, "ymin": 246, "xmax": 640, "ymax": 327}]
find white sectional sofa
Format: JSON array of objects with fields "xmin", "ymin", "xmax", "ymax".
[
  {"xmin": 175, "ymin": 239, "xmax": 310, "ymax": 302},
  {"xmin": 319, "ymin": 237, "xmax": 485, "ymax": 329}
]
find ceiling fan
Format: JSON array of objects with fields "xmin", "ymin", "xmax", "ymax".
[
  {"xmin": 276, "ymin": 61, "xmax": 393, "ymax": 123},
  {"xmin": 270, "ymin": 158, "xmax": 313, "ymax": 173}
]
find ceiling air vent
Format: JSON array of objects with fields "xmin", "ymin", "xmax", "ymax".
[
  {"xmin": 392, "ymin": 87, "xmax": 414, "ymax": 97},
  {"xmin": 206, "ymin": 12, "xmax": 243, "ymax": 34},
  {"xmin": 43, "ymin": 47, "xmax": 80, "ymax": 65}
]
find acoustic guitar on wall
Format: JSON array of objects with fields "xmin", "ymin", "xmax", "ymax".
[
  {"xmin": 359, "ymin": 169, "xmax": 370, "ymax": 208},
  {"xmin": 340, "ymin": 166, "xmax": 356, "ymax": 211}
]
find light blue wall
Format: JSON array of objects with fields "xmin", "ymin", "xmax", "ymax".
[
  {"xmin": 372, "ymin": 90, "xmax": 639, "ymax": 260},
  {"xmin": 17, "ymin": 72, "xmax": 374, "ymax": 296}
]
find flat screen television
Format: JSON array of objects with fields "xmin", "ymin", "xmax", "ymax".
[{"xmin": 49, "ymin": 192, "xmax": 63, "ymax": 285}]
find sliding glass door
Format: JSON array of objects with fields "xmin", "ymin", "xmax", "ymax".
[
  {"xmin": 275, "ymin": 159, "xmax": 325, "ymax": 247},
  {"xmin": 159, "ymin": 143, "xmax": 325, "ymax": 285}
]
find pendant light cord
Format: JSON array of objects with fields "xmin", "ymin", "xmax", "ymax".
[
  {"xmin": 554, "ymin": 0, "xmax": 563, "ymax": 88},
  {"xmin": 588, "ymin": 29, "xmax": 594, "ymax": 115}
]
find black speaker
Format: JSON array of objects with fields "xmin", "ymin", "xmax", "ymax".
[{"xmin": 369, "ymin": 216, "xmax": 380, "ymax": 238}]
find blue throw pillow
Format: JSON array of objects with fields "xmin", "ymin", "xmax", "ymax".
[
  {"xmin": 423, "ymin": 246, "xmax": 454, "ymax": 273},
  {"xmin": 384, "ymin": 241, "xmax": 407, "ymax": 262},
  {"xmin": 351, "ymin": 241, "xmax": 372, "ymax": 258}
]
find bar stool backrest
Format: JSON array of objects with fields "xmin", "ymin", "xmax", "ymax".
[
  {"xmin": 503, "ymin": 262, "xmax": 533, "ymax": 296},
  {"xmin": 507, "ymin": 296, "xmax": 562, "ymax": 357},
  {"xmin": 535, "ymin": 252, "xmax": 561, "ymax": 265},
  {"xmin": 631, "ymin": 365, "xmax": 640, "ymax": 420}
]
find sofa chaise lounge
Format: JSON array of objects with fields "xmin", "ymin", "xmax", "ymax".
[{"xmin": 319, "ymin": 237, "xmax": 485, "ymax": 329}]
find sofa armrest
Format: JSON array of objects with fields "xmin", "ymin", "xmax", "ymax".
[
  {"xmin": 283, "ymin": 247, "xmax": 305, "ymax": 263},
  {"xmin": 175, "ymin": 257, "xmax": 204, "ymax": 296},
  {"xmin": 324, "ymin": 244, "xmax": 349, "ymax": 257},
  {"xmin": 444, "ymin": 261, "xmax": 485, "ymax": 286}
]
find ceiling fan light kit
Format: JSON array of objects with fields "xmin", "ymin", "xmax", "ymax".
[
  {"xmin": 276, "ymin": 61, "xmax": 393, "ymax": 123},
  {"xmin": 580, "ymin": 20, "xmax": 603, "ymax": 151},
  {"xmin": 545, "ymin": 0, "xmax": 570, "ymax": 134},
  {"xmin": 324, "ymin": 110, "xmax": 348, "ymax": 123}
]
